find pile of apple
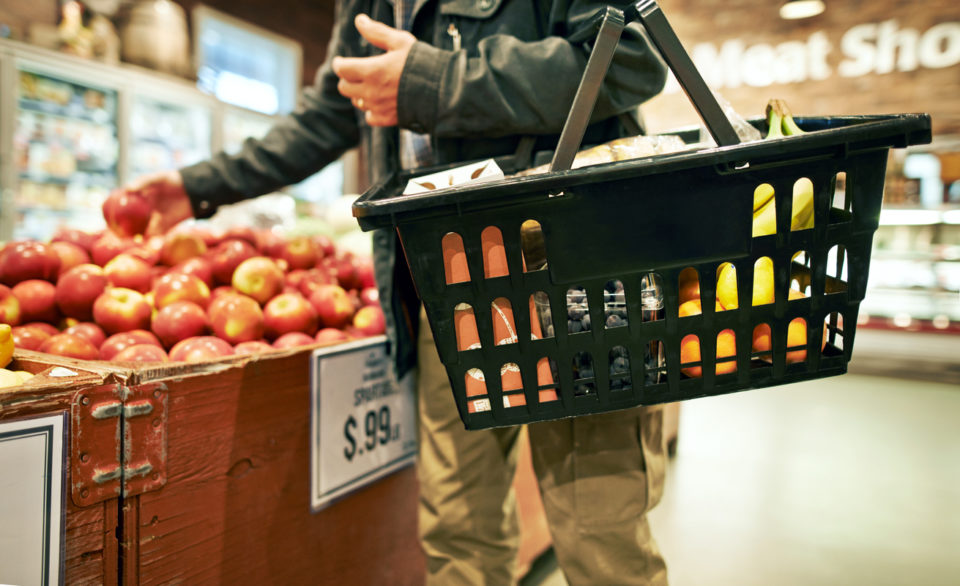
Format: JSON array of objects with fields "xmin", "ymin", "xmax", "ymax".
[{"xmin": 0, "ymin": 191, "xmax": 385, "ymax": 364}]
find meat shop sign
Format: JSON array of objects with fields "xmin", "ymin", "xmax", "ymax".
[{"xmin": 664, "ymin": 19, "xmax": 960, "ymax": 91}]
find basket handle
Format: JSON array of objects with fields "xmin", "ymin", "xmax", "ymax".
[{"xmin": 549, "ymin": 0, "xmax": 740, "ymax": 173}]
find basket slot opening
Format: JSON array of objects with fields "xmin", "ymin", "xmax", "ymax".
[
  {"xmin": 520, "ymin": 219, "xmax": 548, "ymax": 272},
  {"xmin": 572, "ymin": 352, "xmax": 595, "ymax": 397},
  {"xmin": 791, "ymin": 177, "xmax": 815, "ymax": 232},
  {"xmin": 678, "ymin": 267, "xmax": 700, "ymax": 307},
  {"xmin": 680, "ymin": 330, "xmax": 737, "ymax": 377},
  {"xmin": 790, "ymin": 251, "xmax": 813, "ymax": 297},
  {"xmin": 753, "ymin": 183, "xmax": 777, "ymax": 238},
  {"xmin": 608, "ymin": 346, "xmax": 632, "ymax": 392},
  {"xmin": 491, "ymin": 298, "xmax": 518, "ymax": 346},
  {"xmin": 465, "ymin": 368, "xmax": 490, "ymax": 414},
  {"xmin": 604, "ymin": 280, "xmax": 628, "ymax": 329},
  {"xmin": 826, "ymin": 244, "xmax": 849, "ymax": 294},
  {"xmin": 751, "ymin": 323, "xmax": 773, "ymax": 363},
  {"xmin": 481, "ymin": 226, "xmax": 509, "ymax": 279},
  {"xmin": 644, "ymin": 339, "xmax": 666, "ymax": 385},
  {"xmin": 640, "ymin": 273, "xmax": 664, "ymax": 323},
  {"xmin": 786, "ymin": 317, "xmax": 810, "ymax": 365},
  {"xmin": 823, "ymin": 312, "xmax": 845, "ymax": 355},
  {"xmin": 442, "ymin": 232, "xmax": 470, "ymax": 285},
  {"xmin": 716, "ymin": 263, "xmax": 738, "ymax": 311},
  {"xmin": 530, "ymin": 291, "xmax": 554, "ymax": 339},
  {"xmin": 501, "ymin": 363, "xmax": 526, "ymax": 408},
  {"xmin": 536, "ymin": 357, "xmax": 560, "ymax": 391},
  {"xmin": 454, "ymin": 303, "xmax": 481, "ymax": 351},
  {"xmin": 566, "ymin": 287, "xmax": 591, "ymax": 334},
  {"xmin": 831, "ymin": 171, "xmax": 849, "ymax": 212},
  {"xmin": 753, "ymin": 257, "xmax": 775, "ymax": 306}
]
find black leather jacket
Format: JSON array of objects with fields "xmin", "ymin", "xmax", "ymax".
[{"xmin": 180, "ymin": 0, "xmax": 666, "ymax": 377}]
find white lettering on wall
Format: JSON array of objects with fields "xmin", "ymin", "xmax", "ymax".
[{"xmin": 665, "ymin": 20, "xmax": 960, "ymax": 93}]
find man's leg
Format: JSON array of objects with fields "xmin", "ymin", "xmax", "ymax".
[
  {"xmin": 416, "ymin": 309, "xmax": 522, "ymax": 584},
  {"xmin": 528, "ymin": 405, "xmax": 669, "ymax": 585}
]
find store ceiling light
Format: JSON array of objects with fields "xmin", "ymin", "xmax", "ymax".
[{"xmin": 780, "ymin": 0, "xmax": 825, "ymax": 20}]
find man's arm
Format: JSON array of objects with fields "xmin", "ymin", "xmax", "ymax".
[
  {"xmin": 398, "ymin": 1, "xmax": 667, "ymax": 139},
  {"xmin": 180, "ymin": 15, "xmax": 362, "ymax": 218}
]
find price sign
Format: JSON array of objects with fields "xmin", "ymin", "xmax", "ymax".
[{"xmin": 310, "ymin": 336, "xmax": 416, "ymax": 511}]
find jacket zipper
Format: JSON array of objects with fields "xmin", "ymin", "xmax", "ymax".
[{"xmin": 447, "ymin": 22, "xmax": 461, "ymax": 51}]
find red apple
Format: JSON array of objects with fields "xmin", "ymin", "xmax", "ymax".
[
  {"xmin": 332, "ymin": 253, "xmax": 361, "ymax": 290},
  {"xmin": 22, "ymin": 322, "xmax": 59, "ymax": 336},
  {"xmin": 315, "ymin": 327, "xmax": 350, "ymax": 345},
  {"xmin": 295, "ymin": 268, "xmax": 336, "ymax": 299},
  {"xmin": 112, "ymin": 344, "xmax": 169, "ymax": 363},
  {"xmin": 223, "ymin": 226, "xmax": 258, "ymax": 248},
  {"xmin": 211, "ymin": 285, "xmax": 238, "ymax": 300},
  {"xmin": 51, "ymin": 228, "xmax": 98, "ymax": 253},
  {"xmin": 127, "ymin": 245, "xmax": 161, "ymax": 267},
  {"xmin": 151, "ymin": 272, "xmax": 211, "ymax": 309},
  {"xmin": 0, "ymin": 284, "xmax": 21, "ymax": 325},
  {"xmin": 353, "ymin": 305, "xmax": 386, "ymax": 337},
  {"xmin": 50, "ymin": 241, "xmax": 91, "ymax": 276},
  {"xmin": 170, "ymin": 257, "xmax": 214, "ymax": 288},
  {"xmin": 151, "ymin": 301, "xmax": 208, "ymax": 348},
  {"xmin": 308, "ymin": 284, "xmax": 355, "ymax": 329},
  {"xmin": 102, "ymin": 190, "xmax": 152, "ymax": 237},
  {"xmin": 56, "ymin": 264, "xmax": 108, "ymax": 321},
  {"xmin": 359, "ymin": 286, "xmax": 379, "ymax": 307},
  {"xmin": 91, "ymin": 232, "xmax": 136, "ymax": 267},
  {"xmin": 208, "ymin": 293, "xmax": 264, "ymax": 344},
  {"xmin": 209, "ymin": 239, "xmax": 258, "ymax": 285},
  {"xmin": 39, "ymin": 333, "xmax": 100, "ymax": 360},
  {"xmin": 313, "ymin": 235, "xmax": 336, "ymax": 259},
  {"xmin": 233, "ymin": 340, "xmax": 275, "ymax": 355},
  {"xmin": 168, "ymin": 336, "xmax": 235, "ymax": 363},
  {"xmin": 104, "ymin": 253, "xmax": 153, "ymax": 293},
  {"xmin": 160, "ymin": 232, "xmax": 207, "ymax": 267},
  {"xmin": 254, "ymin": 229, "xmax": 285, "ymax": 256},
  {"xmin": 63, "ymin": 322, "xmax": 106, "ymax": 348},
  {"xmin": 356, "ymin": 257, "xmax": 375, "ymax": 290},
  {"xmin": 12, "ymin": 279, "xmax": 59, "ymax": 324},
  {"xmin": 0, "ymin": 241, "xmax": 61, "ymax": 285},
  {"xmin": 272, "ymin": 331, "xmax": 316, "ymax": 349},
  {"xmin": 11, "ymin": 325, "xmax": 51, "ymax": 350},
  {"xmin": 262, "ymin": 293, "xmax": 318, "ymax": 340},
  {"xmin": 232, "ymin": 257, "xmax": 284, "ymax": 305},
  {"xmin": 272, "ymin": 236, "xmax": 318, "ymax": 271},
  {"xmin": 92, "ymin": 288, "xmax": 153, "ymax": 334},
  {"xmin": 99, "ymin": 330, "xmax": 162, "ymax": 360}
]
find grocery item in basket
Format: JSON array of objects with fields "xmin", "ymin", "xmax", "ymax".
[
  {"xmin": 454, "ymin": 303, "xmax": 481, "ymax": 351},
  {"xmin": 403, "ymin": 159, "xmax": 503, "ymax": 195},
  {"xmin": 442, "ymin": 232, "xmax": 470, "ymax": 284},
  {"xmin": 481, "ymin": 227, "xmax": 509, "ymax": 279},
  {"xmin": 491, "ymin": 298, "xmax": 518, "ymax": 346},
  {"xmin": 680, "ymin": 329, "xmax": 737, "ymax": 378},
  {"xmin": 515, "ymin": 134, "xmax": 691, "ymax": 176}
]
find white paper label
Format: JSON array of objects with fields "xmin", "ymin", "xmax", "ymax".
[{"xmin": 310, "ymin": 336, "xmax": 417, "ymax": 511}]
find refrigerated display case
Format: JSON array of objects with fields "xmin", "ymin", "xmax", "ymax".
[
  {"xmin": 129, "ymin": 95, "xmax": 212, "ymax": 177},
  {"xmin": 11, "ymin": 66, "xmax": 118, "ymax": 241}
]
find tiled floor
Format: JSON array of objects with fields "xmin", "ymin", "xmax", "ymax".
[{"xmin": 526, "ymin": 373, "xmax": 960, "ymax": 585}]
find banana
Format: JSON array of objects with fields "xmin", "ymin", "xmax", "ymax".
[
  {"xmin": 753, "ymin": 183, "xmax": 775, "ymax": 212},
  {"xmin": 777, "ymin": 99, "xmax": 806, "ymax": 136},
  {"xmin": 765, "ymin": 102, "xmax": 784, "ymax": 139},
  {"xmin": 791, "ymin": 178, "xmax": 815, "ymax": 230},
  {"xmin": 752, "ymin": 195, "xmax": 777, "ymax": 237}
]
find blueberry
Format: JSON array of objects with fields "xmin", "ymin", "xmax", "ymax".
[
  {"xmin": 579, "ymin": 366, "xmax": 594, "ymax": 380},
  {"xmin": 606, "ymin": 314, "xmax": 625, "ymax": 328},
  {"xmin": 573, "ymin": 383, "xmax": 593, "ymax": 396},
  {"xmin": 568, "ymin": 289, "xmax": 586, "ymax": 304},
  {"xmin": 568, "ymin": 319, "xmax": 582, "ymax": 334},
  {"xmin": 545, "ymin": 324, "xmax": 555, "ymax": 337},
  {"xmin": 582, "ymin": 313, "xmax": 591, "ymax": 330},
  {"xmin": 611, "ymin": 356, "xmax": 630, "ymax": 374},
  {"xmin": 568, "ymin": 306, "xmax": 586, "ymax": 320}
]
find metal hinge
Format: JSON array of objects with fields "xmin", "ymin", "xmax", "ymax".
[{"xmin": 71, "ymin": 383, "xmax": 167, "ymax": 507}]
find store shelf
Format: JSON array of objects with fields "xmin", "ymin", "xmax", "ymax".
[
  {"xmin": 17, "ymin": 97, "xmax": 113, "ymax": 125},
  {"xmin": 879, "ymin": 207, "xmax": 960, "ymax": 226}
]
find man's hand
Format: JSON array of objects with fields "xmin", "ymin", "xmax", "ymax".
[
  {"xmin": 119, "ymin": 170, "xmax": 194, "ymax": 236},
  {"xmin": 332, "ymin": 14, "xmax": 416, "ymax": 127}
]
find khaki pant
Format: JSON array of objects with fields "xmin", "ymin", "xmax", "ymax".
[{"xmin": 416, "ymin": 311, "xmax": 668, "ymax": 585}]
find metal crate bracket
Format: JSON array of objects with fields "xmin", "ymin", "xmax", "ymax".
[{"xmin": 71, "ymin": 383, "xmax": 168, "ymax": 507}]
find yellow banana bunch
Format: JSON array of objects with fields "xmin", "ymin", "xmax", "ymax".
[{"xmin": 752, "ymin": 99, "xmax": 814, "ymax": 237}]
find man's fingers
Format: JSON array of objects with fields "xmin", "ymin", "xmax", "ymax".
[
  {"xmin": 332, "ymin": 54, "xmax": 388, "ymax": 83},
  {"xmin": 354, "ymin": 13, "xmax": 407, "ymax": 51},
  {"xmin": 364, "ymin": 109, "xmax": 398, "ymax": 127}
]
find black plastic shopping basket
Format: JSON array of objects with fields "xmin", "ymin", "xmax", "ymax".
[{"xmin": 353, "ymin": 0, "xmax": 932, "ymax": 430}]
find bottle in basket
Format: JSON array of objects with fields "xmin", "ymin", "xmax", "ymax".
[{"xmin": 641, "ymin": 273, "xmax": 665, "ymax": 383}]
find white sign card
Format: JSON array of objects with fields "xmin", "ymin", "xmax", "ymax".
[
  {"xmin": 310, "ymin": 336, "xmax": 417, "ymax": 511},
  {"xmin": 0, "ymin": 412, "xmax": 67, "ymax": 586}
]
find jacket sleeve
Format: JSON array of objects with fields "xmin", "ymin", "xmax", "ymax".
[
  {"xmin": 180, "ymin": 22, "xmax": 361, "ymax": 218},
  {"xmin": 396, "ymin": 1, "xmax": 667, "ymax": 139}
]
